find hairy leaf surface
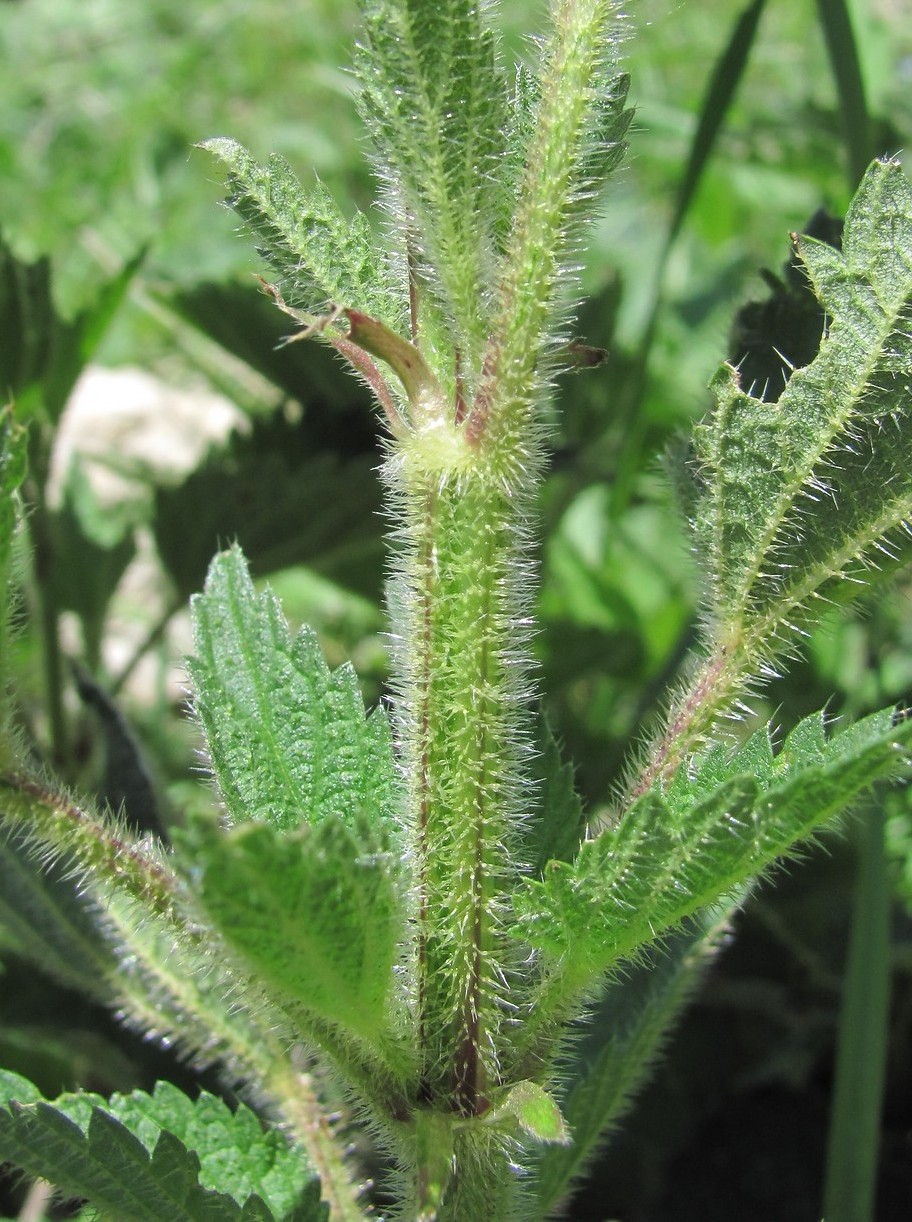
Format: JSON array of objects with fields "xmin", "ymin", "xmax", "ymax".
[
  {"xmin": 0, "ymin": 1071, "xmax": 324, "ymax": 1221},
  {"xmin": 356, "ymin": 0, "xmax": 506, "ymax": 362},
  {"xmin": 181, "ymin": 815, "xmax": 403, "ymax": 1047},
  {"xmin": 202, "ymin": 138, "xmax": 403, "ymax": 331},
  {"xmin": 696, "ymin": 159, "xmax": 912, "ymax": 651},
  {"xmin": 515, "ymin": 708, "xmax": 912, "ymax": 973},
  {"xmin": 189, "ymin": 547, "xmax": 396, "ymax": 834}
]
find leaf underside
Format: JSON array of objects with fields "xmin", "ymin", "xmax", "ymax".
[{"xmin": 180, "ymin": 815, "xmax": 403, "ymax": 1045}]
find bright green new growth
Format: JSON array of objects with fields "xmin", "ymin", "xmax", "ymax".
[{"xmin": 2, "ymin": 1, "xmax": 912, "ymax": 1219}]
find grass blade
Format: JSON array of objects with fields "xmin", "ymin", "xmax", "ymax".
[
  {"xmin": 816, "ymin": 0, "xmax": 872, "ymax": 188},
  {"xmin": 822, "ymin": 800, "xmax": 891, "ymax": 1222}
]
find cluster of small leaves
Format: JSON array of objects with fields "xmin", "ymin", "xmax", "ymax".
[{"xmin": 0, "ymin": 1071, "xmax": 324, "ymax": 1222}]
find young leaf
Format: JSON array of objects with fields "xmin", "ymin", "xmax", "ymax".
[
  {"xmin": 201, "ymin": 138, "xmax": 403, "ymax": 334},
  {"xmin": 488, "ymin": 1080, "xmax": 570, "ymax": 1146},
  {"xmin": 355, "ymin": 0, "xmax": 507, "ymax": 363},
  {"xmin": 696, "ymin": 159, "xmax": 912, "ymax": 661},
  {"xmin": 189, "ymin": 546, "xmax": 397, "ymax": 834},
  {"xmin": 515, "ymin": 707, "xmax": 912, "ymax": 980},
  {"xmin": 471, "ymin": 0, "xmax": 630, "ymax": 451},
  {"xmin": 0, "ymin": 1071, "xmax": 325, "ymax": 1222},
  {"xmin": 178, "ymin": 815, "xmax": 404, "ymax": 1051}
]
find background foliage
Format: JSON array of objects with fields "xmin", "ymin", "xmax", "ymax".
[{"xmin": 2, "ymin": 0, "xmax": 912, "ymax": 1217}]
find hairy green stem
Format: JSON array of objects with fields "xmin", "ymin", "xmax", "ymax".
[{"xmin": 394, "ymin": 444, "xmax": 533, "ymax": 1114}]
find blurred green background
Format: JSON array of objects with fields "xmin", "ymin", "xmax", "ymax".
[{"xmin": 2, "ymin": 0, "xmax": 912, "ymax": 1218}]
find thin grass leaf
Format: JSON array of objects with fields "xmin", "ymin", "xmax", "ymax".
[
  {"xmin": 665, "ymin": 0, "xmax": 768, "ymax": 251},
  {"xmin": 822, "ymin": 800, "xmax": 891, "ymax": 1222},
  {"xmin": 816, "ymin": 0, "xmax": 872, "ymax": 188}
]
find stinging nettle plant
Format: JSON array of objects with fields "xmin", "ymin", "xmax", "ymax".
[{"xmin": 2, "ymin": 0, "xmax": 912, "ymax": 1218}]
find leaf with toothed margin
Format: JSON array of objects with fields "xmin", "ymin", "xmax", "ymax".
[
  {"xmin": 201, "ymin": 137, "xmax": 404, "ymax": 335},
  {"xmin": 188, "ymin": 546, "xmax": 398, "ymax": 837},
  {"xmin": 355, "ymin": 0, "xmax": 507, "ymax": 364},
  {"xmin": 0, "ymin": 1071, "xmax": 325, "ymax": 1221},
  {"xmin": 693, "ymin": 159, "xmax": 912, "ymax": 654},
  {"xmin": 513, "ymin": 707, "xmax": 912, "ymax": 978}
]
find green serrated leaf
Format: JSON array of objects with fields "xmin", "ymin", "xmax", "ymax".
[
  {"xmin": 355, "ymin": 0, "xmax": 507, "ymax": 360},
  {"xmin": 180, "ymin": 815, "xmax": 402, "ymax": 1047},
  {"xmin": 0, "ymin": 1072, "xmax": 324, "ymax": 1222},
  {"xmin": 201, "ymin": 138, "xmax": 403, "ymax": 333},
  {"xmin": 515, "ymin": 707, "xmax": 912, "ymax": 976},
  {"xmin": 695, "ymin": 159, "xmax": 912, "ymax": 655},
  {"xmin": 189, "ymin": 546, "xmax": 396, "ymax": 834}
]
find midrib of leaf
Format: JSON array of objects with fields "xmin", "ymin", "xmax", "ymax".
[
  {"xmin": 225, "ymin": 574, "xmax": 299, "ymax": 821},
  {"xmin": 719, "ymin": 301, "xmax": 910, "ymax": 628},
  {"xmin": 734, "ymin": 480, "xmax": 912, "ymax": 657}
]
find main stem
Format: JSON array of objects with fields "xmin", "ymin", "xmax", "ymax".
[{"xmin": 391, "ymin": 434, "xmax": 533, "ymax": 1117}]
